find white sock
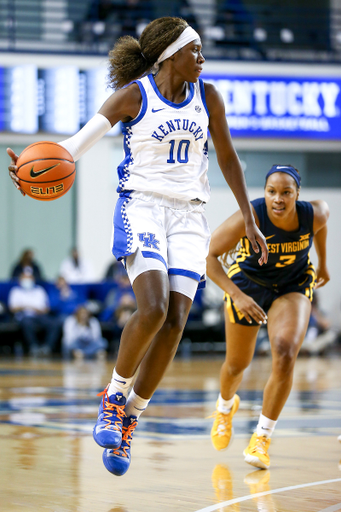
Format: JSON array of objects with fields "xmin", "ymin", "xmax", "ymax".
[
  {"xmin": 256, "ymin": 413, "xmax": 277, "ymax": 438},
  {"xmin": 108, "ymin": 368, "xmax": 134, "ymax": 399},
  {"xmin": 217, "ymin": 393, "xmax": 235, "ymax": 413},
  {"xmin": 125, "ymin": 389, "xmax": 150, "ymax": 419}
]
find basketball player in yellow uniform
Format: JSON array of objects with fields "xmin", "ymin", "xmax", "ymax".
[{"xmin": 207, "ymin": 165, "xmax": 330, "ymax": 469}]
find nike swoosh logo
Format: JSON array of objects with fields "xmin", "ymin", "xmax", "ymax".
[
  {"xmin": 266, "ymin": 235, "xmax": 276, "ymax": 240},
  {"xmin": 30, "ymin": 164, "xmax": 60, "ymax": 178},
  {"xmin": 151, "ymin": 108, "xmax": 165, "ymax": 113},
  {"xmin": 275, "ymin": 166, "xmax": 290, "ymax": 169},
  {"xmin": 114, "ymin": 379, "xmax": 126, "ymax": 385}
]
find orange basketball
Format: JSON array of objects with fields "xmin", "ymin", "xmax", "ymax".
[{"xmin": 16, "ymin": 141, "xmax": 75, "ymax": 201}]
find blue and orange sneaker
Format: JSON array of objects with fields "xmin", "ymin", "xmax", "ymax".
[
  {"xmin": 102, "ymin": 415, "xmax": 138, "ymax": 476},
  {"xmin": 93, "ymin": 385, "xmax": 126, "ymax": 449}
]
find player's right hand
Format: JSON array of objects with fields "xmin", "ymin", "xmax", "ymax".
[
  {"xmin": 231, "ymin": 289, "xmax": 267, "ymax": 325},
  {"xmin": 7, "ymin": 147, "xmax": 25, "ymax": 196}
]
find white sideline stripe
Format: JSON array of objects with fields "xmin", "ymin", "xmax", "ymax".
[
  {"xmin": 194, "ymin": 478, "xmax": 341, "ymax": 512},
  {"xmin": 319, "ymin": 504, "xmax": 341, "ymax": 512}
]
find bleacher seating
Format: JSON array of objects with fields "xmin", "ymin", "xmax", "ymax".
[
  {"xmin": 0, "ymin": 281, "xmax": 119, "ymax": 355},
  {"xmin": 0, "ymin": 281, "xmax": 214, "ymax": 357},
  {"xmin": 0, "ymin": 0, "xmax": 339, "ymax": 63}
]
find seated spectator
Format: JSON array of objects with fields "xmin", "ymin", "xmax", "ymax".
[
  {"xmin": 115, "ymin": 0, "xmax": 154, "ymax": 39},
  {"xmin": 256, "ymin": 292, "xmax": 338, "ymax": 357},
  {"xmin": 0, "ymin": 301, "xmax": 7, "ymax": 321},
  {"xmin": 59, "ymin": 247, "xmax": 95, "ymax": 284},
  {"xmin": 213, "ymin": 0, "xmax": 264, "ymax": 57},
  {"xmin": 300, "ymin": 293, "xmax": 338, "ymax": 355},
  {"xmin": 172, "ymin": 0, "xmax": 199, "ymax": 34},
  {"xmin": 215, "ymin": 0, "xmax": 254, "ymax": 42},
  {"xmin": 49, "ymin": 276, "xmax": 87, "ymax": 318},
  {"xmin": 103, "ymin": 257, "xmax": 121, "ymax": 281},
  {"xmin": 7, "ymin": 272, "xmax": 61, "ymax": 356},
  {"xmin": 99, "ymin": 264, "xmax": 135, "ymax": 321},
  {"xmin": 62, "ymin": 306, "xmax": 108, "ymax": 360},
  {"xmin": 81, "ymin": 0, "xmax": 153, "ymax": 43},
  {"xmin": 112, "ymin": 292, "xmax": 137, "ymax": 340},
  {"xmin": 10, "ymin": 249, "xmax": 43, "ymax": 281}
]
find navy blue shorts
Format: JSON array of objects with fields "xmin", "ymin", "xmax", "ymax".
[{"xmin": 224, "ymin": 266, "xmax": 316, "ymax": 326}]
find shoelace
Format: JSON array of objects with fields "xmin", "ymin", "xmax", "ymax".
[
  {"xmin": 97, "ymin": 389, "xmax": 125, "ymax": 430},
  {"xmin": 112, "ymin": 419, "xmax": 138, "ymax": 458},
  {"xmin": 251, "ymin": 436, "xmax": 268, "ymax": 455},
  {"xmin": 207, "ymin": 410, "xmax": 231, "ymax": 435}
]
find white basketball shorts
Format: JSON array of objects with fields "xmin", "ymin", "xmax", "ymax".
[{"xmin": 111, "ymin": 191, "xmax": 211, "ymax": 299}]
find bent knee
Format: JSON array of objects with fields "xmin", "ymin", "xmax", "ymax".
[
  {"xmin": 137, "ymin": 300, "xmax": 168, "ymax": 330},
  {"xmin": 272, "ymin": 336, "xmax": 299, "ymax": 372},
  {"xmin": 225, "ymin": 359, "xmax": 248, "ymax": 377},
  {"xmin": 163, "ymin": 315, "xmax": 188, "ymax": 339}
]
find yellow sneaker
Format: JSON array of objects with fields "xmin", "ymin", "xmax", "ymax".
[
  {"xmin": 210, "ymin": 395, "xmax": 240, "ymax": 451},
  {"xmin": 243, "ymin": 433, "xmax": 271, "ymax": 469}
]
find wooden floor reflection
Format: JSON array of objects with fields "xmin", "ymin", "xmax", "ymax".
[{"xmin": 0, "ymin": 356, "xmax": 340, "ymax": 511}]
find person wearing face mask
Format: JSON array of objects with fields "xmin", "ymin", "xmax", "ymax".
[
  {"xmin": 59, "ymin": 248, "xmax": 95, "ymax": 284},
  {"xmin": 8, "ymin": 272, "xmax": 61, "ymax": 356}
]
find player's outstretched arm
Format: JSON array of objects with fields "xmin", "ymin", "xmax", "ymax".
[
  {"xmin": 59, "ymin": 83, "xmax": 142, "ymax": 162},
  {"xmin": 207, "ymin": 210, "xmax": 267, "ymax": 325},
  {"xmin": 6, "ymin": 83, "xmax": 142, "ymax": 194},
  {"xmin": 204, "ymin": 82, "xmax": 268, "ymax": 266},
  {"xmin": 311, "ymin": 199, "xmax": 330, "ymax": 289}
]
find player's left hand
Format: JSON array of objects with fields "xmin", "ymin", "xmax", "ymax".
[
  {"xmin": 315, "ymin": 265, "xmax": 330, "ymax": 289},
  {"xmin": 245, "ymin": 222, "xmax": 268, "ymax": 266},
  {"xmin": 7, "ymin": 147, "xmax": 25, "ymax": 196}
]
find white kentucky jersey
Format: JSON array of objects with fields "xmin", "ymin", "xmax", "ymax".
[{"xmin": 117, "ymin": 74, "xmax": 210, "ymax": 203}]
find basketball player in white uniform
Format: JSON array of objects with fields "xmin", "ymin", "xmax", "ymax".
[{"xmin": 8, "ymin": 17, "xmax": 268, "ymax": 476}]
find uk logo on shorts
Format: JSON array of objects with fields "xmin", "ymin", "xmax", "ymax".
[{"xmin": 138, "ymin": 232, "xmax": 160, "ymax": 250}]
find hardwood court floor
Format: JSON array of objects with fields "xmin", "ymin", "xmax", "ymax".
[{"xmin": 0, "ymin": 355, "xmax": 341, "ymax": 512}]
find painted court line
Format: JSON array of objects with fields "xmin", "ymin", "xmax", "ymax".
[
  {"xmin": 194, "ymin": 478, "xmax": 341, "ymax": 512},
  {"xmin": 319, "ymin": 504, "xmax": 341, "ymax": 512}
]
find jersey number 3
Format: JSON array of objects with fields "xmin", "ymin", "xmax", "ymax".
[
  {"xmin": 167, "ymin": 140, "xmax": 190, "ymax": 164},
  {"xmin": 275, "ymin": 255, "xmax": 297, "ymax": 267}
]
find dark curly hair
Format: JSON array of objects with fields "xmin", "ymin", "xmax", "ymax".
[{"xmin": 108, "ymin": 17, "xmax": 189, "ymax": 90}]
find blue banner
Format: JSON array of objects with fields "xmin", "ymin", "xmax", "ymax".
[{"xmin": 202, "ymin": 74, "xmax": 341, "ymax": 139}]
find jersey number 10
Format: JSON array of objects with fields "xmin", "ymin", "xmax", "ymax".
[{"xmin": 167, "ymin": 140, "xmax": 190, "ymax": 164}]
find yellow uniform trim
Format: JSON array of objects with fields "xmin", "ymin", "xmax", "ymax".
[
  {"xmin": 304, "ymin": 263, "xmax": 316, "ymax": 302},
  {"xmin": 224, "ymin": 293, "xmax": 236, "ymax": 324},
  {"xmin": 227, "ymin": 264, "xmax": 242, "ymax": 279}
]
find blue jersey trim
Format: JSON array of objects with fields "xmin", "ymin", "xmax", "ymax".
[
  {"xmin": 199, "ymin": 79, "xmax": 210, "ymax": 117},
  {"xmin": 148, "ymin": 74, "xmax": 194, "ymax": 109},
  {"xmin": 168, "ymin": 268, "xmax": 201, "ymax": 281},
  {"xmin": 141, "ymin": 251, "xmax": 168, "ymax": 270},
  {"xmin": 122, "ymin": 80, "xmax": 148, "ymax": 127},
  {"xmin": 117, "ymin": 126, "xmax": 133, "ymax": 192},
  {"xmin": 112, "ymin": 192, "xmax": 133, "ymax": 260}
]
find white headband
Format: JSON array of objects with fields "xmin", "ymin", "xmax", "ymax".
[{"xmin": 156, "ymin": 26, "xmax": 201, "ymax": 65}]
